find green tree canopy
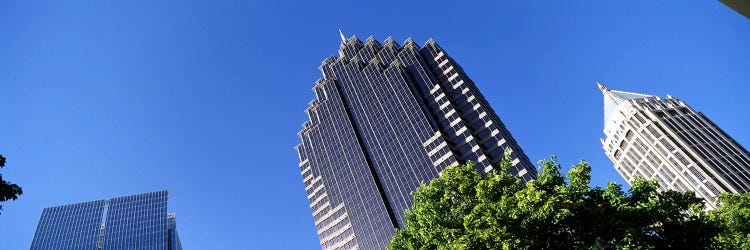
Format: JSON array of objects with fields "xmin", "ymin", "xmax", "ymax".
[
  {"xmin": 0, "ymin": 154, "xmax": 23, "ymax": 214},
  {"xmin": 710, "ymin": 192, "xmax": 750, "ymax": 249},
  {"xmin": 388, "ymin": 153, "xmax": 718, "ymax": 249}
]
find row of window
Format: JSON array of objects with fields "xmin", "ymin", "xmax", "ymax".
[{"xmin": 301, "ymin": 76, "xmax": 405, "ymax": 248}]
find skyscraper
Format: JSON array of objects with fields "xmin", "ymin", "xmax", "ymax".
[
  {"xmin": 599, "ymin": 83, "xmax": 750, "ymax": 209},
  {"xmin": 296, "ymin": 35, "xmax": 537, "ymax": 249},
  {"xmin": 30, "ymin": 190, "xmax": 182, "ymax": 250}
]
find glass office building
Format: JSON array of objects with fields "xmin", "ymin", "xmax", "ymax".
[
  {"xmin": 30, "ymin": 190, "xmax": 182, "ymax": 250},
  {"xmin": 599, "ymin": 83, "xmax": 750, "ymax": 209},
  {"xmin": 296, "ymin": 35, "xmax": 537, "ymax": 249}
]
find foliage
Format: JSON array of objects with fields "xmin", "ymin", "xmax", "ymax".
[
  {"xmin": 710, "ymin": 192, "xmax": 750, "ymax": 249},
  {"xmin": 0, "ymin": 154, "xmax": 23, "ymax": 214},
  {"xmin": 388, "ymin": 153, "xmax": 718, "ymax": 250}
]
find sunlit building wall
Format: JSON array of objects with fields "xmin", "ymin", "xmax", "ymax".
[{"xmin": 599, "ymin": 83, "xmax": 750, "ymax": 209}]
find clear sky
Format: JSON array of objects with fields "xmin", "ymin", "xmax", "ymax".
[{"xmin": 1, "ymin": 1, "xmax": 748, "ymax": 249}]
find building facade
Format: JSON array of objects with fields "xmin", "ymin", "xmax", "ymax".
[
  {"xmin": 30, "ymin": 191, "xmax": 182, "ymax": 250},
  {"xmin": 599, "ymin": 83, "xmax": 750, "ymax": 209},
  {"xmin": 296, "ymin": 35, "xmax": 537, "ymax": 249}
]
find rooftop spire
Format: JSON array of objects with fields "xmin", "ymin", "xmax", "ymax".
[
  {"xmin": 597, "ymin": 82, "xmax": 608, "ymax": 94},
  {"xmin": 338, "ymin": 29, "xmax": 346, "ymax": 43},
  {"xmin": 598, "ymin": 82, "xmax": 655, "ymax": 128}
]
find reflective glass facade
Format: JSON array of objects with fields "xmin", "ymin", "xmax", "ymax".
[
  {"xmin": 31, "ymin": 191, "xmax": 182, "ymax": 250},
  {"xmin": 297, "ymin": 36, "xmax": 537, "ymax": 249}
]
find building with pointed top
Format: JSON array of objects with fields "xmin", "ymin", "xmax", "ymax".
[
  {"xmin": 296, "ymin": 35, "xmax": 537, "ymax": 249},
  {"xmin": 599, "ymin": 83, "xmax": 750, "ymax": 209}
]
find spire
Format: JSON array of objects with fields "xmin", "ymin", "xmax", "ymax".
[
  {"xmin": 598, "ymin": 83, "xmax": 652, "ymax": 105},
  {"xmin": 597, "ymin": 82, "xmax": 608, "ymax": 93},
  {"xmin": 338, "ymin": 29, "xmax": 346, "ymax": 44},
  {"xmin": 598, "ymin": 82, "xmax": 654, "ymax": 128}
]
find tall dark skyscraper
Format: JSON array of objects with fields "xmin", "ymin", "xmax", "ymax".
[
  {"xmin": 296, "ymin": 35, "xmax": 537, "ymax": 249},
  {"xmin": 30, "ymin": 191, "xmax": 182, "ymax": 250}
]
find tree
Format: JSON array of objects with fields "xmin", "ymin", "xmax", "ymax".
[
  {"xmin": 0, "ymin": 154, "xmax": 23, "ymax": 214},
  {"xmin": 388, "ymin": 153, "xmax": 718, "ymax": 249},
  {"xmin": 710, "ymin": 192, "xmax": 750, "ymax": 249}
]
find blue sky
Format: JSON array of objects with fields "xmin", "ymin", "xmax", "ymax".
[{"xmin": 1, "ymin": 1, "xmax": 748, "ymax": 249}]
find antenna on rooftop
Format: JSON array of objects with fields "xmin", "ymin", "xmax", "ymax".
[{"xmin": 338, "ymin": 29, "xmax": 346, "ymax": 43}]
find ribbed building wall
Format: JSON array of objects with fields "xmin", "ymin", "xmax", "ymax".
[
  {"xmin": 30, "ymin": 191, "xmax": 180, "ymax": 250},
  {"xmin": 297, "ymin": 36, "xmax": 537, "ymax": 249},
  {"xmin": 600, "ymin": 85, "xmax": 750, "ymax": 209}
]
